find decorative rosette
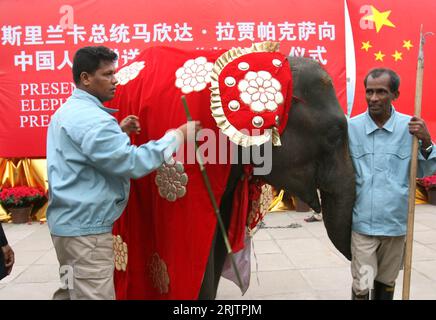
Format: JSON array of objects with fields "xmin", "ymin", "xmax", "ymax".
[
  {"xmin": 115, "ymin": 61, "xmax": 145, "ymax": 85},
  {"xmin": 113, "ymin": 235, "xmax": 128, "ymax": 271},
  {"xmin": 149, "ymin": 253, "xmax": 170, "ymax": 295},
  {"xmin": 210, "ymin": 41, "xmax": 293, "ymax": 147},
  {"xmin": 155, "ymin": 158, "xmax": 188, "ymax": 202},
  {"xmin": 175, "ymin": 56, "xmax": 214, "ymax": 93}
]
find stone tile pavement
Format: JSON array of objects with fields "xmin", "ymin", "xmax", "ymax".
[{"xmin": 1, "ymin": 204, "xmax": 435, "ymax": 300}]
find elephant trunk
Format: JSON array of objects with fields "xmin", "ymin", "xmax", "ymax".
[
  {"xmin": 320, "ymin": 188, "xmax": 354, "ymax": 260},
  {"xmin": 318, "ymin": 152, "xmax": 355, "ymax": 261}
]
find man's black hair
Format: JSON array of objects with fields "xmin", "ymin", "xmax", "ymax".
[
  {"xmin": 72, "ymin": 46, "xmax": 118, "ymax": 85},
  {"xmin": 364, "ymin": 68, "xmax": 400, "ymax": 93}
]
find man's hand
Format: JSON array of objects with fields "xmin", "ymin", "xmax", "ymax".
[
  {"xmin": 120, "ymin": 115, "xmax": 141, "ymax": 135},
  {"xmin": 176, "ymin": 121, "xmax": 202, "ymax": 142},
  {"xmin": 1, "ymin": 244, "xmax": 14, "ymax": 275},
  {"xmin": 409, "ymin": 116, "xmax": 432, "ymax": 148}
]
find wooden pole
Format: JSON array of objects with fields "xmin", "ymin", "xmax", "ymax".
[
  {"xmin": 181, "ymin": 95, "xmax": 244, "ymax": 293},
  {"xmin": 402, "ymin": 25, "xmax": 426, "ymax": 300}
]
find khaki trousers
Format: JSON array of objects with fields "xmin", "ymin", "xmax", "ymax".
[
  {"xmin": 351, "ymin": 231, "xmax": 405, "ymax": 295},
  {"xmin": 51, "ymin": 232, "xmax": 115, "ymax": 300}
]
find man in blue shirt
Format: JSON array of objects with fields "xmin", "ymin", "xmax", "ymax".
[
  {"xmin": 348, "ymin": 68, "xmax": 436, "ymax": 300},
  {"xmin": 46, "ymin": 46, "xmax": 200, "ymax": 300}
]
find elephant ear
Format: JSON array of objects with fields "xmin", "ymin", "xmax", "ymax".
[{"xmin": 209, "ymin": 41, "xmax": 293, "ymax": 147}]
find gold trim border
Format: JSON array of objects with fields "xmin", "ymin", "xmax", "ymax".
[{"xmin": 210, "ymin": 41, "xmax": 282, "ymax": 147}]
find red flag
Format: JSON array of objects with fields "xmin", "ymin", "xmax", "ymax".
[{"xmin": 347, "ymin": 0, "xmax": 436, "ymax": 139}]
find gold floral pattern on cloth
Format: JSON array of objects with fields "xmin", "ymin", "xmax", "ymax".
[
  {"xmin": 175, "ymin": 56, "xmax": 214, "ymax": 94},
  {"xmin": 148, "ymin": 253, "xmax": 170, "ymax": 295},
  {"xmin": 113, "ymin": 235, "xmax": 128, "ymax": 271},
  {"xmin": 115, "ymin": 61, "xmax": 145, "ymax": 85},
  {"xmin": 155, "ymin": 158, "xmax": 188, "ymax": 202},
  {"xmin": 247, "ymin": 184, "xmax": 274, "ymax": 233}
]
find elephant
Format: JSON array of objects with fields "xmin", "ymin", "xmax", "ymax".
[
  {"xmin": 199, "ymin": 56, "xmax": 355, "ymax": 299},
  {"xmin": 108, "ymin": 45, "xmax": 355, "ymax": 300}
]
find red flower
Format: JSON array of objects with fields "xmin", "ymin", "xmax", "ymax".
[
  {"xmin": 418, "ymin": 173, "xmax": 436, "ymax": 190},
  {"xmin": 0, "ymin": 186, "xmax": 45, "ymax": 208}
]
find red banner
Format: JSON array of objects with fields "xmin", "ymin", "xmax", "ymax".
[
  {"xmin": 347, "ymin": 0, "xmax": 436, "ymax": 138},
  {"xmin": 0, "ymin": 0, "xmax": 346, "ymax": 158}
]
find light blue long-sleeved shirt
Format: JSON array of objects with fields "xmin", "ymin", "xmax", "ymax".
[
  {"xmin": 46, "ymin": 88, "xmax": 180, "ymax": 237},
  {"xmin": 348, "ymin": 107, "xmax": 436, "ymax": 236}
]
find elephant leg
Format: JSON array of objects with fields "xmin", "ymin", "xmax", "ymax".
[
  {"xmin": 198, "ymin": 163, "xmax": 243, "ymax": 299},
  {"xmin": 198, "ymin": 229, "xmax": 218, "ymax": 300}
]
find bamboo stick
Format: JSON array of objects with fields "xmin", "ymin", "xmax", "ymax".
[
  {"xmin": 181, "ymin": 95, "xmax": 244, "ymax": 293},
  {"xmin": 402, "ymin": 25, "xmax": 425, "ymax": 300}
]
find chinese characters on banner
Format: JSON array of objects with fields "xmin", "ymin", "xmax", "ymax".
[
  {"xmin": 346, "ymin": 0, "xmax": 436, "ymax": 139},
  {"xmin": 0, "ymin": 0, "xmax": 345, "ymax": 158}
]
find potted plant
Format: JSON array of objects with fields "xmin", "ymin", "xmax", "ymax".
[
  {"xmin": 0, "ymin": 186, "xmax": 46, "ymax": 223},
  {"xmin": 418, "ymin": 173, "xmax": 436, "ymax": 206}
]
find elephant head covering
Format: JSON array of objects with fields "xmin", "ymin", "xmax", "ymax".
[{"xmin": 210, "ymin": 42, "xmax": 293, "ymax": 147}]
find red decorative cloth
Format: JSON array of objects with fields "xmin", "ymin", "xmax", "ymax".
[
  {"xmin": 108, "ymin": 46, "xmax": 231, "ymax": 299},
  {"xmin": 227, "ymin": 165, "xmax": 252, "ymax": 253},
  {"xmin": 209, "ymin": 44, "xmax": 293, "ymax": 147},
  {"xmin": 218, "ymin": 52, "xmax": 293, "ymax": 134},
  {"xmin": 107, "ymin": 43, "xmax": 292, "ymax": 299},
  {"xmin": 227, "ymin": 166, "xmax": 272, "ymax": 253}
]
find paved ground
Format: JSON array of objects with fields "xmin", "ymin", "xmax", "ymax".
[{"xmin": 1, "ymin": 204, "xmax": 436, "ymax": 300}]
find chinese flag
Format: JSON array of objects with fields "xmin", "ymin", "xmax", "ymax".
[{"xmin": 347, "ymin": 0, "xmax": 436, "ymax": 139}]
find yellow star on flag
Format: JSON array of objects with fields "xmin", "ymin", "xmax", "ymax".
[
  {"xmin": 392, "ymin": 50, "xmax": 403, "ymax": 61},
  {"xmin": 361, "ymin": 41, "xmax": 372, "ymax": 52},
  {"xmin": 374, "ymin": 51, "xmax": 385, "ymax": 61},
  {"xmin": 363, "ymin": 5, "xmax": 396, "ymax": 33},
  {"xmin": 403, "ymin": 40, "xmax": 413, "ymax": 50}
]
